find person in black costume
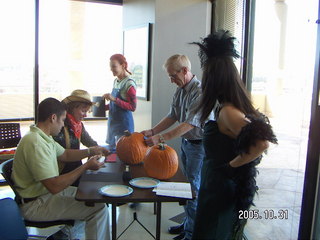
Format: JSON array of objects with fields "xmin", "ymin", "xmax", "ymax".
[{"xmin": 191, "ymin": 30, "xmax": 278, "ymax": 240}]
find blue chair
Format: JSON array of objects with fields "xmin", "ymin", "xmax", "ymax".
[
  {"xmin": 0, "ymin": 159, "xmax": 74, "ymax": 239},
  {"xmin": 0, "ymin": 197, "xmax": 28, "ymax": 240}
]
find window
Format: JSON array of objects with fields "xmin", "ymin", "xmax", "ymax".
[
  {"xmin": 39, "ymin": 0, "xmax": 123, "ymax": 116},
  {"xmin": 0, "ymin": 0, "xmax": 35, "ymax": 119},
  {"xmin": 0, "ymin": 0, "xmax": 123, "ymax": 120}
]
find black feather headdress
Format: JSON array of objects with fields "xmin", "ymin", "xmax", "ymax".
[{"xmin": 191, "ymin": 30, "xmax": 240, "ymax": 67}]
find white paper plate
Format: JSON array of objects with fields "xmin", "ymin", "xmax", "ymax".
[
  {"xmin": 99, "ymin": 185, "xmax": 133, "ymax": 197},
  {"xmin": 129, "ymin": 177, "xmax": 160, "ymax": 189}
]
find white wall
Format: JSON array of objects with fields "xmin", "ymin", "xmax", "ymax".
[
  {"xmin": 123, "ymin": 0, "xmax": 212, "ymax": 152},
  {"xmin": 123, "ymin": 0, "xmax": 155, "ymax": 132},
  {"xmin": 152, "ymin": 0, "xmax": 211, "ymax": 151}
]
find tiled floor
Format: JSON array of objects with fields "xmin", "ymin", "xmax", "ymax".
[
  {"xmin": 245, "ymin": 168, "xmax": 303, "ymax": 240},
  {"xmin": 244, "ymin": 123, "xmax": 306, "ymax": 240},
  {"xmin": 114, "ymin": 203, "xmax": 184, "ymax": 240}
]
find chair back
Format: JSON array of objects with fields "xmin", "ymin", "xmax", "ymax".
[
  {"xmin": 0, "ymin": 123, "xmax": 21, "ymax": 149},
  {"xmin": 0, "ymin": 159, "xmax": 22, "ymax": 202},
  {"xmin": 0, "ymin": 197, "xmax": 28, "ymax": 240},
  {"xmin": 0, "ymin": 159, "xmax": 75, "ymax": 232}
]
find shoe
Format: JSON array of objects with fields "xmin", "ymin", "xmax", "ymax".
[
  {"xmin": 168, "ymin": 223, "xmax": 184, "ymax": 234},
  {"xmin": 173, "ymin": 232, "xmax": 185, "ymax": 240}
]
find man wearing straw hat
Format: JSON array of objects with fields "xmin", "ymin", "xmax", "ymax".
[{"xmin": 54, "ymin": 89, "xmax": 108, "ymax": 186}]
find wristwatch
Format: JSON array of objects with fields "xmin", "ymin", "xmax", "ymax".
[{"xmin": 158, "ymin": 134, "xmax": 165, "ymax": 143}]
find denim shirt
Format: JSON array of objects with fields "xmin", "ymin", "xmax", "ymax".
[{"xmin": 167, "ymin": 76, "xmax": 204, "ymax": 140}]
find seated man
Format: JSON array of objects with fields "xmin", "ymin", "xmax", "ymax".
[{"xmin": 12, "ymin": 97, "xmax": 110, "ymax": 240}]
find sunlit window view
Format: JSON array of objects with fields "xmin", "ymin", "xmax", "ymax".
[
  {"xmin": 246, "ymin": 1, "xmax": 318, "ymax": 239},
  {"xmin": 39, "ymin": 0, "xmax": 123, "ymax": 117},
  {"xmin": 0, "ymin": 0, "xmax": 35, "ymax": 119},
  {"xmin": 0, "ymin": 0, "xmax": 122, "ymax": 120}
]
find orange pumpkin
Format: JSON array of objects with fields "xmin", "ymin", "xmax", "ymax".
[
  {"xmin": 116, "ymin": 130, "xmax": 149, "ymax": 165},
  {"xmin": 144, "ymin": 143, "xmax": 178, "ymax": 180}
]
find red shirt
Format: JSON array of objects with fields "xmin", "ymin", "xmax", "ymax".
[{"xmin": 105, "ymin": 86, "xmax": 137, "ymax": 111}]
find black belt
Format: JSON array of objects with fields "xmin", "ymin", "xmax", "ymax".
[
  {"xmin": 17, "ymin": 197, "xmax": 38, "ymax": 204},
  {"xmin": 186, "ymin": 139, "xmax": 202, "ymax": 144}
]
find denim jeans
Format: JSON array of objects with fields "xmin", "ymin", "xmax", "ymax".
[{"xmin": 180, "ymin": 138, "xmax": 204, "ymax": 239}]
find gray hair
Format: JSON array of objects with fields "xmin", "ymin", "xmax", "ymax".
[{"xmin": 163, "ymin": 54, "xmax": 191, "ymax": 72}]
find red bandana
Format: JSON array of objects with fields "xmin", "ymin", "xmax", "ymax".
[{"xmin": 67, "ymin": 113, "xmax": 82, "ymax": 139}]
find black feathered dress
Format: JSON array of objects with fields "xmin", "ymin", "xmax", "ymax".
[{"xmin": 192, "ymin": 116, "xmax": 277, "ymax": 240}]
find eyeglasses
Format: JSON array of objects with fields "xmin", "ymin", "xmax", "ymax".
[{"xmin": 168, "ymin": 69, "xmax": 182, "ymax": 80}]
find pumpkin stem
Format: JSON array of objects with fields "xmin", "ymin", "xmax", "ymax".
[
  {"xmin": 124, "ymin": 130, "xmax": 131, "ymax": 136},
  {"xmin": 159, "ymin": 143, "xmax": 166, "ymax": 150}
]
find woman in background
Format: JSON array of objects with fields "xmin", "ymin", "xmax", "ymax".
[
  {"xmin": 54, "ymin": 89, "xmax": 108, "ymax": 186},
  {"xmin": 191, "ymin": 31, "xmax": 278, "ymax": 239},
  {"xmin": 103, "ymin": 54, "xmax": 137, "ymax": 152}
]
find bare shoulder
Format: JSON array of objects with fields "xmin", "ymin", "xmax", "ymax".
[
  {"xmin": 218, "ymin": 104, "xmax": 247, "ymax": 137},
  {"xmin": 219, "ymin": 105, "xmax": 245, "ymax": 122}
]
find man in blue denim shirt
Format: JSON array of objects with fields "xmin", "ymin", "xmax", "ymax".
[{"xmin": 142, "ymin": 54, "xmax": 208, "ymax": 240}]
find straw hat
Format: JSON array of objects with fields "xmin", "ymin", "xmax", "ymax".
[{"xmin": 62, "ymin": 89, "xmax": 95, "ymax": 105}]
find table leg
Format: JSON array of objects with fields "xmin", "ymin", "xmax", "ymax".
[
  {"xmin": 112, "ymin": 203, "xmax": 117, "ymax": 240},
  {"xmin": 156, "ymin": 202, "xmax": 161, "ymax": 240}
]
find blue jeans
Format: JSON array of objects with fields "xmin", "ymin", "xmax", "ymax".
[{"xmin": 180, "ymin": 139, "xmax": 204, "ymax": 239}]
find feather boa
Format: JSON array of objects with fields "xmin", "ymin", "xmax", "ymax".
[{"xmin": 233, "ymin": 113, "xmax": 278, "ymax": 212}]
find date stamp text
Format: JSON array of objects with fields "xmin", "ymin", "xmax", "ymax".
[{"xmin": 239, "ymin": 209, "xmax": 289, "ymax": 220}]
